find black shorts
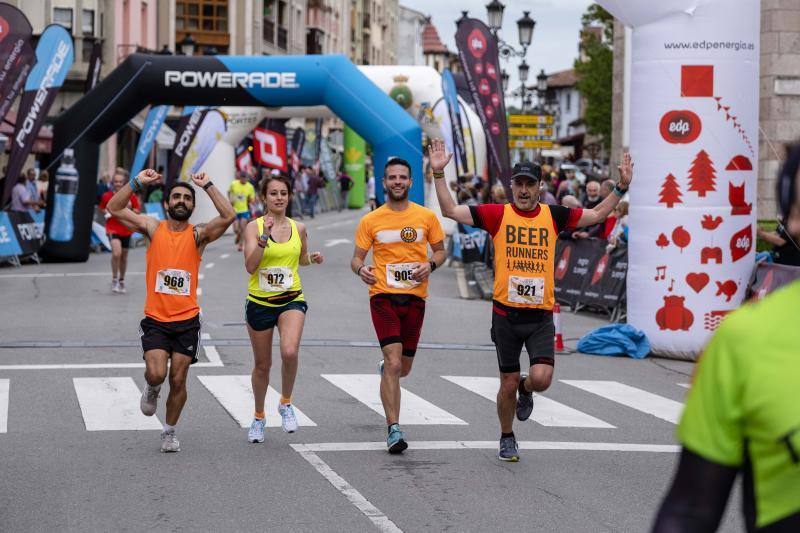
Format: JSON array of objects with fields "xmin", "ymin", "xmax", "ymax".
[
  {"xmin": 490, "ymin": 303, "xmax": 555, "ymax": 374},
  {"xmin": 108, "ymin": 233, "xmax": 131, "ymax": 249},
  {"xmin": 245, "ymin": 299, "xmax": 308, "ymax": 331},
  {"xmin": 370, "ymin": 294, "xmax": 426, "ymax": 357},
  {"xmin": 139, "ymin": 314, "xmax": 202, "ymax": 364}
]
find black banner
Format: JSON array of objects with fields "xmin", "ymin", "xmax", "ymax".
[
  {"xmin": 83, "ymin": 40, "xmax": 103, "ymax": 93},
  {"xmin": 6, "ymin": 210, "xmax": 44, "ymax": 255},
  {"xmin": 167, "ymin": 107, "xmax": 207, "ymax": 186},
  {"xmin": 0, "ymin": 4, "xmax": 35, "ymax": 123},
  {"xmin": 553, "ymin": 239, "xmax": 627, "ymax": 309},
  {"xmin": 455, "ymin": 18, "xmax": 511, "ymax": 188}
]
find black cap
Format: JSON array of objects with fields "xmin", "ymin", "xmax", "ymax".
[{"xmin": 510, "ymin": 161, "xmax": 541, "ymax": 182}]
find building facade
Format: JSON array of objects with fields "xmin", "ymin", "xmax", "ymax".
[
  {"xmin": 396, "ymin": 5, "xmax": 425, "ymax": 66},
  {"xmin": 422, "ymin": 18, "xmax": 459, "ymax": 73}
]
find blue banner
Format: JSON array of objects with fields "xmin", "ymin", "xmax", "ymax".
[
  {"xmin": 442, "ymin": 69, "xmax": 469, "ymax": 175},
  {"xmin": 131, "ymin": 105, "xmax": 170, "ymax": 177},
  {"xmin": 0, "ymin": 211, "xmax": 23, "ymax": 256}
]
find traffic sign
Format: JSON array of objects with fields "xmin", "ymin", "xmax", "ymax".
[
  {"xmin": 509, "ymin": 114, "xmax": 554, "ymax": 125},
  {"xmin": 508, "ymin": 127, "xmax": 554, "ymax": 137},
  {"xmin": 508, "ymin": 140, "xmax": 554, "ymax": 149}
]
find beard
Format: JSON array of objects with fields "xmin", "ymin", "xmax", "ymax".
[
  {"xmin": 168, "ymin": 203, "xmax": 193, "ymax": 221},
  {"xmin": 387, "ymin": 186, "xmax": 409, "ymax": 201}
]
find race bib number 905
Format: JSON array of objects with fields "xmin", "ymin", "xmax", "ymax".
[
  {"xmin": 386, "ymin": 263, "xmax": 420, "ymax": 289},
  {"xmin": 508, "ymin": 276, "xmax": 545, "ymax": 305},
  {"xmin": 156, "ymin": 269, "xmax": 191, "ymax": 296},
  {"xmin": 258, "ymin": 267, "xmax": 293, "ymax": 292}
]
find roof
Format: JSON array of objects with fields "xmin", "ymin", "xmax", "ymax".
[
  {"xmin": 547, "ymin": 68, "xmax": 577, "ymax": 88},
  {"xmin": 422, "ymin": 19, "xmax": 449, "ymax": 54}
]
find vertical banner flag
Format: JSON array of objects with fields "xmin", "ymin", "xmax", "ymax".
[
  {"xmin": 3, "ymin": 25, "xmax": 74, "ymax": 205},
  {"xmin": 598, "ymin": 0, "xmax": 760, "ymax": 358},
  {"xmin": 177, "ymin": 109, "xmax": 226, "ymax": 181},
  {"xmin": 253, "ymin": 119, "xmax": 288, "ymax": 172},
  {"xmin": 455, "ymin": 18, "xmax": 511, "ymax": 188},
  {"xmin": 83, "ymin": 39, "xmax": 103, "ymax": 93},
  {"xmin": 167, "ymin": 106, "xmax": 204, "ymax": 186},
  {"xmin": 442, "ymin": 68, "xmax": 469, "ymax": 175},
  {"xmin": 289, "ymin": 128, "xmax": 305, "ymax": 177},
  {"xmin": 0, "ymin": 3, "xmax": 35, "ymax": 123},
  {"xmin": 235, "ymin": 134, "xmax": 254, "ymax": 174},
  {"xmin": 130, "ymin": 105, "xmax": 170, "ymax": 178},
  {"xmin": 343, "ymin": 125, "xmax": 366, "ymax": 208}
]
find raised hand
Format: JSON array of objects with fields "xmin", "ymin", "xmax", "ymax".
[
  {"xmin": 427, "ymin": 138, "xmax": 453, "ymax": 172},
  {"xmin": 190, "ymin": 172, "xmax": 211, "ymax": 188},
  {"xmin": 618, "ymin": 152, "xmax": 633, "ymax": 188},
  {"xmin": 137, "ymin": 168, "xmax": 161, "ymax": 185},
  {"xmin": 262, "ymin": 215, "xmax": 274, "ymax": 235}
]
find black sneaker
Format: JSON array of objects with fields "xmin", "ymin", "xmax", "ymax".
[
  {"xmin": 497, "ymin": 435, "xmax": 519, "ymax": 462},
  {"xmin": 516, "ymin": 374, "xmax": 534, "ymax": 421}
]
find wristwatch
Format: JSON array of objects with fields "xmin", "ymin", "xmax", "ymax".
[
  {"xmin": 258, "ymin": 233, "xmax": 269, "ymax": 248},
  {"xmin": 429, "ymin": 260, "xmax": 437, "ymax": 272}
]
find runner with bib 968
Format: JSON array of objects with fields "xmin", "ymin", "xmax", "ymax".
[{"xmin": 430, "ymin": 139, "xmax": 634, "ymax": 462}]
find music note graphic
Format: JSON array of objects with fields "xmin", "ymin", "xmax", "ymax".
[
  {"xmin": 654, "ymin": 265, "xmax": 666, "ymax": 281},
  {"xmin": 668, "ymin": 278, "xmax": 675, "ymax": 292}
]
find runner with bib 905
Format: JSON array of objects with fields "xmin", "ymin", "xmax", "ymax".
[
  {"xmin": 351, "ymin": 157, "xmax": 446, "ymax": 454},
  {"xmin": 430, "ymin": 139, "xmax": 634, "ymax": 462},
  {"xmin": 107, "ymin": 169, "xmax": 235, "ymax": 453},
  {"xmin": 243, "ymin": 174, "xmax": 323, "ymax": 444}
]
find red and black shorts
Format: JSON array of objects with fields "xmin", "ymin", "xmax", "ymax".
[
  {"xmin": 369, "ymin": 294, "xmax": 426, "ymax": 357},
  {"xmin": 108, "ymin": 233, "xmax": 131, "ymax": 249}
]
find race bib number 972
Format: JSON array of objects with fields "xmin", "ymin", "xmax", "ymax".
[
  {"xmin": 155, "ymin": 269, "xmax": 191, "ymax": 296},
  {"xmin": 508, "ymin": 276, "xmax": 545, "ymax": 305},
  {"xmin": 386, "ymin": 263, "xmax": 420, "ymax": 289},
  {"xmin": 258, "ymin": 267, "xmax": 293, "ymax": 292}
]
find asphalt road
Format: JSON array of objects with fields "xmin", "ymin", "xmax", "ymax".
[{"xmin": 0, "ymin": 208, "xmax": 742, "ymax": 532}]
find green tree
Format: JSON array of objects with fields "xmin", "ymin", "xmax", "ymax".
[{"xmin": 574, "ymin": 4, "xmax": 614, "ymax": 151}]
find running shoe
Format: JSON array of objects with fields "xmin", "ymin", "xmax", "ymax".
[
  {"xmin": 111, "ymin": 280, "xmax": 120, "ymax": 293},
  {"xmin": 516, "ymin": 373, "xmax": 534, "ymax": 421},
  {"xmin": 497, "ymin": 435, "xmax": 519, "ymax": 462},
  {"xmin": 278, "ymin": 403, "xmax": 298, "ymax": 433},
  {"xmin": 160, "ymin": 430, "xmax": 181, "ymax": 453},
  {"xmin": 248, "ymin": 418, "xmax": 266, "ymax": 443},
  {"xmin": 387, "ymin": 424, "xmax": 408, "ymax": 454},
  {"xmin": 118, "ymin": 280, "xmax": 127, "ymax": 294},
  {"xmin": 140, "ymin": 384, "xmax": 160, "ymax": 416}
]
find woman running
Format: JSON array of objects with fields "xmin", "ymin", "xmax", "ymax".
[{"xmin": 243, "ymin": 174, "xmax": 323, "ymax": 443}]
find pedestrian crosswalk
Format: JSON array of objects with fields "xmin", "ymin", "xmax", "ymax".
[{"xmin": 0, "ymin": 374, "xmax": 689, "ymax": 433}]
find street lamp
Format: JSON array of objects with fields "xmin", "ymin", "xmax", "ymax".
[
  {"xmin": 518, "ymin": 60, "xmax": 529, "ymax": 84},
  {"xmin": 179, "ymin": 33, "xmax": 196, "ymax": 56},
  {"xmin": 537, "ymin": 69, "xmax": 547, "ymax": 93},
  {"xmin": 517, "ymin": 11, "xmax": 535, "ymax": 48},
  {"xmin": 485, "ymin": 0, "xmax": 504, "ymax": 32},
  {"xmin": 501, "ymin": 70, "xmax": 509, "ymax": 92}
]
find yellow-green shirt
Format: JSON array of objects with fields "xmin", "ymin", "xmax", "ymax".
[
  {"xmin": 229, "ymin": 180, "xmax": 255, "ymax": 214},
  {"xmin": 247, "ymin": 217, "xmax": 304, "ymax": 307}
]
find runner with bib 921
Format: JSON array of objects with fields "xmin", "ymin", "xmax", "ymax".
[
  {"xmin": 351, "ymin": 157, "xmax": 446, "ymax": 454},
  {"xmin": 243, "ymin": 174, "xmax": 323, "ymax": 444},
  {"xmin": 430, "ymin": 138, "xmax": 634, "ymax": 462},
  {"xmin": 107, "ymin": 169, "xmax": 235, "ymax": 453}
]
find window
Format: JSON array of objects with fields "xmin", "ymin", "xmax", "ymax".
[
  {"xmin": 82, "ymin": 38, "xmax": 95, "ymax": 63},
  {"xmin": 82, "ymin": 9, "xmax": 94, "ymax": 35},
  {"xmin": 566, "ymin": 92, "xmax": 572, "ymax": 112},
  {"xmin": 54, "ymin": 8, "xmax": 73, "ymax": 31},
  {"xmin": 176, "ymin": 1, "xmax": 225, "ymax": 34}
]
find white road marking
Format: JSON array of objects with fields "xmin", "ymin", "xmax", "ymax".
[
  {"xmin": 316, "ymin": 219, "xmax": 359, "ymax": 231},
  {"xmin": 198, "ymin": 273, "xmax": 205, "ymax": 280},
  {"xmin": 291, "ymin": 445, "xmax": 402, "ymax": 533},
  {"xmin": 73, "ymin": 377, "xmax": 162, "ymax": 431},
  {"xmin": 442, "ymin": 376, "xmax": 614, "ymax": 428},
  {"xmin": 0, "ymin": 272, "xmax": 144, "ymax": 279},
  {"xmin": 561, "ymin": 380, "xmax": 684, "ymax": 424},
  {"xmin": 220, "ymin": 253, "xmax": 230, "ymax": 259},
  {"xmin": 677, "ymin": 383, "xmax": 690, "ymax": 389},
  {"xmin": 205, "ymin": 262, "xmax": 215, "ymax": 269},
  {"xmin": 200, "ymin": 333, "xmax": 222, "ymax": 365},
  {"xmin": 0, "ymin": 379, "xmax": 8, "ymax": 433},
  {"xmin": 321, "ymin": 374, "xmax": 467, "ymax": 425},
  {"xmin": 197, "ymin": 375, "xmax": 316, "ymax": 428},
  {"xmin": 294, "ymin": 441, "xmax": 680, "ymax": 453},
  {"xmin": 0, "ymin": 362, "xmax": 222, "ymax": 370},
  {"xmin": 324, "ymin": 238, "xmax": 352, "ymax": 247}
]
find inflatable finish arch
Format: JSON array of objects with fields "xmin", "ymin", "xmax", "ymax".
[{"xmin": 43, "ymin": 54, "xmax": 423, "ymax": 262}]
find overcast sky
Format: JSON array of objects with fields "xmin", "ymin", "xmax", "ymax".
[{"xmin": 400, "ymin": 0, "xmax": 594, "ymax": 107}]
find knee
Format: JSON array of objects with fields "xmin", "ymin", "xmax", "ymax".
[
  {"xmin": 111, "ymin": 249, "xmax": 122, "ymax": 259},
  {"xmin": 145, "ymin": 369, "xmax": 166, "ymax": 386},
  {"xmin": 499, "ymin": 375, "xmax": 519, "ymax": 397},
  {"xmin": 253, "ymin": 359, "xmax": 271, "ymax": 378},
  {"xmin": 281, "ymin": 347, "xmax": 299, "ymax": 365},
  {"xmin": 169, "ymin": 373, "xmax": 187, "ymax": 391},
  {"xmin": 383, "ymin": 358, "xmax": 402, "ymax": 376},
  {"xmin": 530, "ymin": 367, "xmax": 553, "ymax": 391}
]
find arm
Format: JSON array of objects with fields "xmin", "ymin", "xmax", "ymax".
[
  {"xmin": 411, "ymin": 240, "xmax": 447, "ymax": 282},
  {"xmin": 298, "ymin": 223, "xmax": 324, "ymax": 266},
  {"xmin": 428, "ymin": 139, "xmax": 474, "ymax": 226},
  {"xmin": 192, "ymin": 173, "xmax": 236, "ymax": 247},
  {"xmin": 351, "ymin": 246, "xmax": 377, "ymax": 285},
  {"xmin": 107, "ymin": 170, "xmax": 161, "ymax": 237},
  {"xmin": 243, "ymin": 219, "xmax": 266, "ymax": 275},
  {"xmin": 576, "ymin": 153, "xmax": 633, "ymax": 228},
  {"xmin": 756, "ymin": 228, "xmax": 787, "ymax": 247}
]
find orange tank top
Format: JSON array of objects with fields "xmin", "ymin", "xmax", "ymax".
[
  {"xmin": 144, "ymin": 221, "xmax": 201, "ymax": 322},
  {"xmin": 492, "ymin": 203, "xmax": 557, "ymax": 310}
]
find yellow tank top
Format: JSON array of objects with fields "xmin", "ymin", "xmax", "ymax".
[{"xmin": 247, "ymin": 217, "xmax": 304, "ymax": 307}]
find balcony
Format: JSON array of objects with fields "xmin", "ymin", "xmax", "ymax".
[
  {"xmin": 263, "ymin": 18, "xmax": 274, "ymax": 44},
  {"xmin": 277, "ymin": 26, "xmax": 288, "ymax": 50},
  {"xmin": 363, "ymin": 13, "xmax": 371, "ymax": 31},
  {"xmin": 306, "ymin": 28, "xmax": 323, "ymax": 55}
]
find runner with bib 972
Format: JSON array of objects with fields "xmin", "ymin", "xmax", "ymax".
[
  {"xmin": 107, "ymin": 169, "xmax": 235, "ymax": 453},
  {"xmin": 351, "ymin": 157, "xmax": 446, "ymax": 454},
  {"xmin": 243, "ymin": 174, "xmax": 323, "ymax": 444},
  {"xmin": 430, "ymin": 139, "xmax": 634, "ymax": 462}
]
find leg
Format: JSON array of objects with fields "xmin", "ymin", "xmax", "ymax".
[
  {"xmin": 397, "ymin": 297, "xmax": 425, "ymax": 379},
  {"xmin": 119, "ymin": 248, "xmax": 129, "ymax": 281},
  {"xmin": 110, "ymin": 237, "xmax": 121, "ymax": 280},
  {"xmin": 498, "ymin": 371, "xmax": 521, "ymax": 433},
  {"xmin": 524, "ymin": 363, "xmax": 554, "ymax": 393},
  {"xmin": 522, "ymin": 320, "xmax": 556, "ymax": 394},
  {"xmin": 379, "ymin": 343, "xmax": 404, "ymax": 425},
  {"xmin": 247, "ymin": 323, "xmax": 274, "ymax": 414},
  {"xmin": 165, "ymin": 353, "xmax": 192, "ymax": 426},
  {"xmin": 276, "ymin": 309, "xmax": 305, "ymax": 399},
  {"xmin": 491, "ymin": 312, "xmax": 525, "ymax": 433},
  {"xmin": 143, "ymin": 349, "xmax": 169, "ymax": 387}
]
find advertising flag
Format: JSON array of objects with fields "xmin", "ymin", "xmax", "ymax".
[
  {"xmin": 130, "ymin": 105, "xmax": 170, "ymax": 178},
  {"xmin": 0, "ymin": 3, "xmax": 35, "ymax": 123},
  {"xmin": 442, "ymin": 69, "xmax": 469, "ymax": 175},
  {"xmin": 167, "ymin": 106, "xmax": 205, "ymax": 186},
  {"xmin": 253, "ymin": 123, "xmax": 288, "ymax": 172},
  {"xmin": 177, "ymin": 109, "xmax": 226, "ymax": 181}
]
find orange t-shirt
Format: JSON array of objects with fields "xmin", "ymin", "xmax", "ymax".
[
  {"xmin": 355, "ymin": 202, "xmax": 445, "ymax": 299},
  {"xmin": 144, "ymin": 221, "xmax": 201, "ymax": 322}
]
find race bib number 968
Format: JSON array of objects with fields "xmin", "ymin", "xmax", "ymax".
[
  {"xmin": 508, "ymin": 276, "xmax": 544, "ymax": 305},
  {"xmin": 386, "ymin": 263, "xmax": 420, "ymax": 289},
  {"xmin": 155, "ymin": 269, "xmax": 191, "ymax": 296}
]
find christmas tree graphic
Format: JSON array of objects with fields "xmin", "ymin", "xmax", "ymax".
[
  {"xmin": 687, "ymin": 150, "xmax": 717, "ymax": 198},
  {"xmin": 659, "ymin": 173, "xmax": 682, "ymax": 208}
]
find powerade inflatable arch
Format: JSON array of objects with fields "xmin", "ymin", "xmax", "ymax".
[{"xmin": 43, "ymin": 54, "xmax": 424, "ymax": 262}]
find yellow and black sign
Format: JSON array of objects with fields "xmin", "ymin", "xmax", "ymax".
[
  {"xmin": 508, "ymin": 114, "xmax": 554, "ymax": 125},
  {"xmin": 508, "ymin": 140, "xmax": 554, "ymax": 149},
  {"xmin": 508, "ymin": 127, "xmax": 554, "ymax": 137}
]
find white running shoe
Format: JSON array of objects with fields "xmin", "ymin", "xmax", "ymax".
[
  {"xmin": 248, "ymin": 418, "xmax": 266, "ymax": 443},
  {"xmin": 160, "ymin": 430, "xmax": 180, "ymax": 452},
  {"xmin": 118, "ymin": 280, "xmax": 127, "ymax": 294},
  {"xmin": 278, "ymin": 403, "xmax": 298, "ymax": 433},
  {"xmin": 111, "ymin": 280, "xmax": 120, "ymax": 293},
  {"xmin": 140, "ymin": 384, "xmax": 160, "ymax": 416}
]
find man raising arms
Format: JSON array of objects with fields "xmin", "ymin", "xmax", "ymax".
[
  {"xmin": 430, "ymin": 139, "xmax": 633, "ymax": 461},
  {"xmin": 351, "ymin": 157, "xmax": 446, "ymax": 454},
  {"xmin": 108, "ymin": 170, "xmax": 235, "ymax": 452}
]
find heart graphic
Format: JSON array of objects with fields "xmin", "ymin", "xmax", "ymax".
[{"xmin": 686, "ymin": 272, "xmax": 710, "ymax": 293}]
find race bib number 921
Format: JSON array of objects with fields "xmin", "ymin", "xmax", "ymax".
[{"xmin": 508, "ymin": 276, "xmax": 544, "ymax": 305}]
